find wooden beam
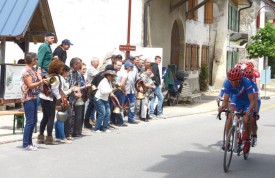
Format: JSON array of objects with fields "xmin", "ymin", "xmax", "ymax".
[
  {"xmin": 185, "ymin": 0, "xmax": 210, "ymax": 17},
  {"xmin": 170, "ymin": 0, "xmax": 188, "ymax": 12},
  {"xmin": 0, "ymin": 38, "xmax": 6, "ymax": 64}
]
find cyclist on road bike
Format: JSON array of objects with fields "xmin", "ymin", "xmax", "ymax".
[
  {"xmin": 243, "ymin": 69, "xmax": 261, "ymax": 147},
  {"xmin": 246, "ymin": 61, "xmax": 261, "ymax": 91},
  {"xmin": 218, "ymin": 67, "xmax": 255, "ymax": 153}
]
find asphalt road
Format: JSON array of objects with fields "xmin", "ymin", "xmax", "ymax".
[{"xmin": 0, "ymin": 98, "xmax": 275, "ymax": 178}]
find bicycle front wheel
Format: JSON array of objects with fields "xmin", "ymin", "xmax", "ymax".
[{"xmin": 223, "ymin": 127, "xmax": 235, "ymax": 173}]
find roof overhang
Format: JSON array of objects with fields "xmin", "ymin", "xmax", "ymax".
[{"xmin": 0, "ymin": 0, "xmax": 57, "ymax": 43}]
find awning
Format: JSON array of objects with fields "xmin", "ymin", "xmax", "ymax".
[{"xmin": 0, "ymin": 0, "xmax": 57, "ymax": 43}]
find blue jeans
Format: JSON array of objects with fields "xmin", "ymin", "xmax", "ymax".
[
  {"xmin": 127, "ymin": 93, "xmax": 136, "ymax": 121},
  {"xmin": 55, "ymin": 120, "xmax": 65, "ymax": 140},
  {"xmin": 149, "ymin": 85, "xmax": 163, "ymax": 115},
  {"xmin": 94, "ymin": 97, "xmax": 110, "ymax": 131},
  {"xmin": 23, "ymin": 99, "xmax": 37, "ymax": 148}
]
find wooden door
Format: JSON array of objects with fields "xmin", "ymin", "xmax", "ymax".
[{"xmin": 171, "ymin": 21, "xmax": 180, "ymax": 70}]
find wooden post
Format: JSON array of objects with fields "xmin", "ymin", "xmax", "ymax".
[
  {"xmin": 126, "ymin": 0, "xmax": 132, "ymax": 59},
  {"xmin": 24, "ymin": 36, "xmax": 30, "ymax": 58},
  {"xmin": 0, "ymin": 38, "xmax": 6, "ymax": 64}
]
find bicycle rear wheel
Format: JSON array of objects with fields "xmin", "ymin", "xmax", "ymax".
[{"xmin": 223, "ymin": 127, "xmax": 235, "ymax": 173}]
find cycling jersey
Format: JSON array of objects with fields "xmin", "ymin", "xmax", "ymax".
[
  {"xmin": 217, "ymin": 79, "xmax": 233, "ymax": 100},
  {"xmin": 223, "ymin": 77, "xmax": 253, "ymax": 112}
]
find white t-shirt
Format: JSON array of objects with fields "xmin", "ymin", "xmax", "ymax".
[
  {"xmin": 116, "ymin": 70, "xmax": 128, "ymax": 84},
  {"xmin": 40, "ymin": 76, "xmax": 61, "ymax": 101},
  {"xmin": 95, "ymin": 78, "xmax": 113, "ymax": 101},
  {"xmin": 87, "ymin": 66, "xmax": 99, "ymax": 84}
]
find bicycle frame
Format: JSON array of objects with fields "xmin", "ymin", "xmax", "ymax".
[{"xmin": 232, "ymin": 111, "xmax": 245, "ymax": 153}]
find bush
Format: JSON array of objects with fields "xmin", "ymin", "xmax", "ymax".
[{"xmin": 199, "ymin": 64, "xmax": 209, "ymax": 91}]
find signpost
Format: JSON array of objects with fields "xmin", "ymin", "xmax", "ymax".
[
  {"xmin": 119, "ymin": 0, "xmax": 136, "ymax": 58},
  {"xmin": 260, "ymin": 66, "xmax": 271, "ymax": 100},
  {"xmin": 119, "ymin": 45, "xmax": 136, "ymax": 51}
]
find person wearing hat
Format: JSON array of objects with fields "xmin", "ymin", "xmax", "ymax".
[
  {"xmin": 53, "ymin": 39, "xmax": 73, "ymax": 64},
  {"xmin": 124, "ymin": 61, "xmax": 139, "ymax": 124},
  {"xmin": 93, "ymin": 70, "xmax": 117, "ymax": 132}
]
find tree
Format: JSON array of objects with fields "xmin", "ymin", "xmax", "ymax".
[
  {"xmin": 247, "ymin": 22, "xmax": 275, "ymax": 58},
  {"xmin": 199, "ymin": 64, "xmax": 209, "ymax": 91}
]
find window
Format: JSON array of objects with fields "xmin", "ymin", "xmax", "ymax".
[
  {"xmin": 204, "ymin": 0, "xmax": 213, "ymax": 24},
  {"xmin": 226, "ymin": 50, "xmax": 239, "ymax": 72},
  {"xmin": 186, "ymin": 44, "xmax": 200, "ymax": 71},
  {"xmin": 185, "ymin": 44, "xmax": 191, "ymax": 71},
  {"xmin": 187, "ymin": 0, "xmax": 198, "ymax": 20},
  {"xmin": 201, "ymin": 45, "xmax": 209, "ymax": 66},
  {"xmin": 228, "ymin": 2, "xmax": 238, "ymax": 31}
]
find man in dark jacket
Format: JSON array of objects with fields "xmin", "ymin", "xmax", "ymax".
[
  {"xmin": 149, "ymin": 56, "xmax": 167, "ymax": 119},
  {"xmin": 53, "ymin": 39, "xmax": 73, "ymax": 63}
]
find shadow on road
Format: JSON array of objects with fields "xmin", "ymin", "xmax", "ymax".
[{"xmin": 146, "ymin": 141, "xmax": 275, "ymax": 178}]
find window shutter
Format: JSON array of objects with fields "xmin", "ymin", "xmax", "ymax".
[
  {"xmin": 197, "ymin": 45, "xmax": 200, "ymax": 69},
  {"xmin": 204, "ymin": 0, "xmax": 213, "ymax": 24},
  {"xmin": 188, "ymin": 0, "xmax": 194, "ymax": 19},
  {"xmin": 185, "ymin": 44, "xmax": 190, "ymax": 71}
]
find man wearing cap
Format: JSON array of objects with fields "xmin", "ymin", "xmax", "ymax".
[
  {"xmin": 110, "ymin": 61, "xmax": 132, "ymax": 126},
  {"xmin": 124, "ymin": 58, "xmax": 139, "ymax": 124},
  {"xmin": 53, "ymin": 39, "xmax": 73, "ymax": 64},
  {"xmin": 37, "ymin": 32, "xmax": 55, "ymax": 79}
]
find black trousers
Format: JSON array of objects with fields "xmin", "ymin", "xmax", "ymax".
[
  {"xmin": 40, "ymin": 98, "xmax": 56, "ymax": 136},
  {"xmin": 73, "ymin": 105, "xmax": 84, "ymax": 136},
  {"xmin": 64, "ymin": 106, "xmax": 73, "ymax": 137},
  {"xmin": 84, "ymin": 97, "xmax": 95, "ymax": 121}
]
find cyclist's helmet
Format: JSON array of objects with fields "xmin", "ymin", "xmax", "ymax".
[
  {"xmin": 243, "ymin": 69, "xmax": 254, "ymax": 80},
  {"xmin": 235, "ymin": 62, "xmax": 246, "ymax": 70},
  {"xmin": 246, "ymin": 61, "xmax": 254, "ymax": 70},
  {"xmin": 227, "ymin": 67, "xmax": 243, "ymax": 81}
]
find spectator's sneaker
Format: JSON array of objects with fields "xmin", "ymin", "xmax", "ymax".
[
  {"xmin": 66, "ymin": 136, "xmax": 74, "ymax": 140},
  {"xmin": 93, "ymin": 130, "xmax": 102, "ymax": 133},
  {"xmin": 243, "ymin": 140, "xmax": 250, "ymax": 153},
  {"xmin": 103, "ymin": 129, "xmax": 111, "ymax": 133},
  {"xmin": 55, "ymin": 138, "xmax": 61, "ymax": 142},
  {"xmin": 23, "ymin": 145, "xmax": 37, "ymax": 151},
  {"xmin": 149, "ymin": 115, "xmax": 156, "ymax": 119},
  {"xmin": 60, "ymin": 139, "xmax": 72, "ymax": 144},
  {"xmin": 251, "ymin": 137, "xmax": 257, "ymax": 147},
  {"xmin": 157, "ymin": 114, "xmax": 167, "ymax": 119}
]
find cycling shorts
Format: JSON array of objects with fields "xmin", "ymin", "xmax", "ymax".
[{"xmin": 230, "ymin": 97, "xmax": 250, "ymax": 112}]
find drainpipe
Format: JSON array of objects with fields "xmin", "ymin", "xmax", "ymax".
[
  {"xmin": 238, "ymin": 0, "xmax": 253, "ymax": 32},
  {"xmin": 143, "ymin": 0, "xmax": 152, "ymax": 47}
]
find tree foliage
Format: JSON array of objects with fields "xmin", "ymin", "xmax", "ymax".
[
  {"xmin": 199, "ymin": 64, "xmax": 209, "ymax": 91},
  {"xmin": 247, "ymin": 22, "xmax": 275, "ymax": 58}
]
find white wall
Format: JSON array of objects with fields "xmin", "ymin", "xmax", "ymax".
[
  {"xmin": 185, "ymin": 0, "xmax": 209, "ymax": 79},
  {"xmin": 5, "ymin": 0, "xmax": 143, "ymax": 66}
]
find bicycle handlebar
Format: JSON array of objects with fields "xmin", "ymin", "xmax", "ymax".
[{"xmin": 216, "ymin": 109, "xmax": 230, "ymax": 120}]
